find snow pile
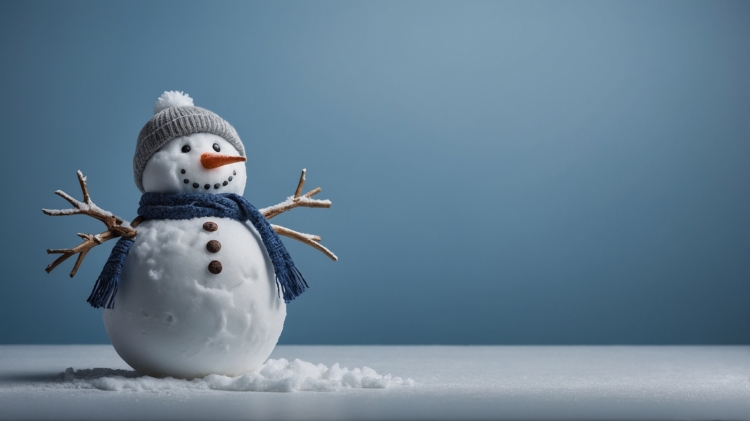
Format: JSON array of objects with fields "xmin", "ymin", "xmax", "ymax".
[{"xmin": 55, "ymin": 358, "xmax": 414, "ymax": 393}]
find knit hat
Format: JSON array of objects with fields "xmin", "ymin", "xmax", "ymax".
[{"xmin": 133, "ymin": 91, "xmax": 246, "ymax": 192}]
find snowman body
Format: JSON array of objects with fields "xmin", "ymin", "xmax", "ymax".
[
  {"xmin": 103, "ymin": 216, "xmax": 286, "ymax": 378},
  {"xmin": 88, "ymin": 92, "xmax": 312, "ymax": 379},
  {"xmin": 101, "ymin": 91, "xmax": 287, "ymax": 378}
]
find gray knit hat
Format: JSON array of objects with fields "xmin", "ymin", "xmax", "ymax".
[{"xmin": 133, "ymin": 91, "xmax": 246, "ymax": 192}]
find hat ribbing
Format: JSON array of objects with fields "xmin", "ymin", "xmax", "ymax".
[{"xmin": 133, "ymin": 92, "xmax": 246, "ymax": 192}]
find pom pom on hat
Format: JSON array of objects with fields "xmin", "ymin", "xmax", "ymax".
[{"xmin": 153, "ymin": 91, "xmax": 194, "ymax": 114}]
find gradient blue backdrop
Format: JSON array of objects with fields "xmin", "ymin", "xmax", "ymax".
[{"xmin": 1, "ymin": 1, "xmax": 748, "ymax": 344}]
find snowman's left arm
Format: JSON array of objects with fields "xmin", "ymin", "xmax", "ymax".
[
  {"xmin": 272, "ymin": 224, "xmax": 337, "ymax": 261},
  {"xmin": 260, "ymin": 169, "xmax": 337, "ymax": 261},
  {"xmin": 259, "ymin": 169, "xmax": 331, "ymax": 219}
]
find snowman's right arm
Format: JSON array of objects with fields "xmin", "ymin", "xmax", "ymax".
[{"xmin": 42, "ymin": 170, "xmax": 137, "ymax": 277}]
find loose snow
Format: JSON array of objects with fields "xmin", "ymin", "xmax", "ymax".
[{"xmin": 54, "ymin": 358, "xmax": 414, "ymax": 393}]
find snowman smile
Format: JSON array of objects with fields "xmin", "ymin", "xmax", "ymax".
[{"xmin": 181, "ymin": 168, "xmax": 238, "ymax": 190}]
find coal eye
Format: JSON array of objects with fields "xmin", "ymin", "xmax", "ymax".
[
  {"xmin": 181, "ymin": 145, "xmax": 191, "ymax": 153},
  {"xmin": 212, "ymin": 143, "xmax": 220, "ymax": 152}
]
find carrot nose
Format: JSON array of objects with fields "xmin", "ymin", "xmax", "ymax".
[{"xmin": 200, "ymin": 153, "xmax": 247, "ymax": 169}]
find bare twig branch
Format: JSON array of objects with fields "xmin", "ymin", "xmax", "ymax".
[
  {"xmin": 259, "ymin": 169, "xmax": 337, "ymax": 261},
  {"xmin": 45, "ymin": 230, "xmax": 122, "ymax": 276},
  {"xmin": 304, "ymin": 187, "xmax": 321, "ymax": 198},
  {"xmin": 272, "ymin": 224, "xmax": 337, "ymax": 261},
  {"xmin": 78, "ymin": 171, "xmax": 90, "ymax": 204},
  {"xmin": 294, "ymin": 168, "xmax": 306, "ymax": 198},
  {"xmin": 43, "ymin": 171, "xmax": 136, "ymax": 277},
  {"xmin": 54, "ymin": 190, "xmax": 80, "ymax": 208},
  {"xmin": 43, "ymin": 171, "xmax": 129, "ymax": 226},
  {"xmin": 261, "ymin": 196, "xmax": 331, "ymax": 220},
  {"xmin": 260, "ymin": 169, "xmax": 331, "ymax": 220}
]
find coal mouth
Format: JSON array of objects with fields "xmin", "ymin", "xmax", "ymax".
[{"xmin": 180, "ymin": 169, "xmax": 237, "ymax": 190}]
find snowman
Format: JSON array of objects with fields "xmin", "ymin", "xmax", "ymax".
[{"xmin": 43, "ymin": 91, "xmax": 336, "ymax": 379}]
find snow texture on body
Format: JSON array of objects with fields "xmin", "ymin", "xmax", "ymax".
[
  {"xmin": 55, "ymin": 359, "xmax": 414, "ymax": 392},
  {"xmin": 103, "ymin": 216, "xmax": 285, "ymax": 379}
]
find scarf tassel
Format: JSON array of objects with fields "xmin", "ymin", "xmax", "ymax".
[
  {"xmin": 274, "ymin": 264, "xmax": 308, "ymax": 303},
  {"xmin": 87, "ymin": 237, "xmax": 135, "ymax": 309}
]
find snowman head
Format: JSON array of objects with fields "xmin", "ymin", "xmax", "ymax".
[{"xmin": 134, "ymin": 91, "xmax": 248, "ymax": 195}]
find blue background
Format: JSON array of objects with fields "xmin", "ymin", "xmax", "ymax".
[{"xmin": 1, "ymin": 1, "xmax": 748, "ymax": 345}]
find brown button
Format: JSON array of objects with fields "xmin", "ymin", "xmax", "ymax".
[
  {"xmin": 203, "ymin": 221, "xmax": 218, "ymax": 232},
  {"xmin": 206, "ymin": 240, "xmax": 221, "ymax": 253},
  {"xmin": 208, "ymin": 260, "xmax": 222, "ymax": 274}
]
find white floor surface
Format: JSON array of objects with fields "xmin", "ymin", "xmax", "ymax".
[{"xmin": 0, "ymin": 345, "xmax": 748, "ymax": 420}]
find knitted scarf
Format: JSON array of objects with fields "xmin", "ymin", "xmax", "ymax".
[{"xmin": 87, "ymin": 193, "xmax": 307, "ymax": 309}]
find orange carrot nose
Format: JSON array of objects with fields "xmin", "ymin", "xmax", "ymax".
[{"xmin": 200, "ymin": 153, "xmax": 247, "ymax": 169}]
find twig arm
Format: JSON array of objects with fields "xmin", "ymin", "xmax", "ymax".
[
  {"xmin": 294, "ymin": 169, "xmax": 306, "ymax": 198},
  {"xmin": 260, "ymin": 169, "xmax": 331, "ymax": 220},
  {"xmin": 45, "ymin": 230, "xmax": 121, "ymax": 276},
  {"xmin": 261, "ymin": 196, "xmax": 331, "ymax": 220},
  {"xmin": 272, "ymin": 224, "xmax": 338, "ymax": 261},
  {"xmin": 78, "ymin": 170, "xmax": 91, "ymax": 204},
  {"xmin": 43, "ymin": 171, "xmax": 136, "ymax": 277}
]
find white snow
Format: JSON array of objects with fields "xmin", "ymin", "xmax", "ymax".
[
  {"xmin": 42, "ymin": 207, "xmax": 81, "ymax": 216},
  {"xmin": 154, "ymin": 91, "xmax": 194, "ymax": 114},
  {"xmin": 54, "ymin": 358, "xmax": 413, "ymax": 393},
  {"xmin": 1, "ymin": 345, "xmax": 749, "ymax": 420}
]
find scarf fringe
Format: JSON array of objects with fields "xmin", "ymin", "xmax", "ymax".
[
  {"xmin": 275, "ymin": 264, "xmax": 308, "ymax": 303},
  {"xmin": 87, "ymin": 237, "xmax": 134, "ymax": 309}
]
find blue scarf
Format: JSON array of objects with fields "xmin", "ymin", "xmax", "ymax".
[{"xmin": 87, "ymin": 193, "xmax": 307, "ymax": 309}]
